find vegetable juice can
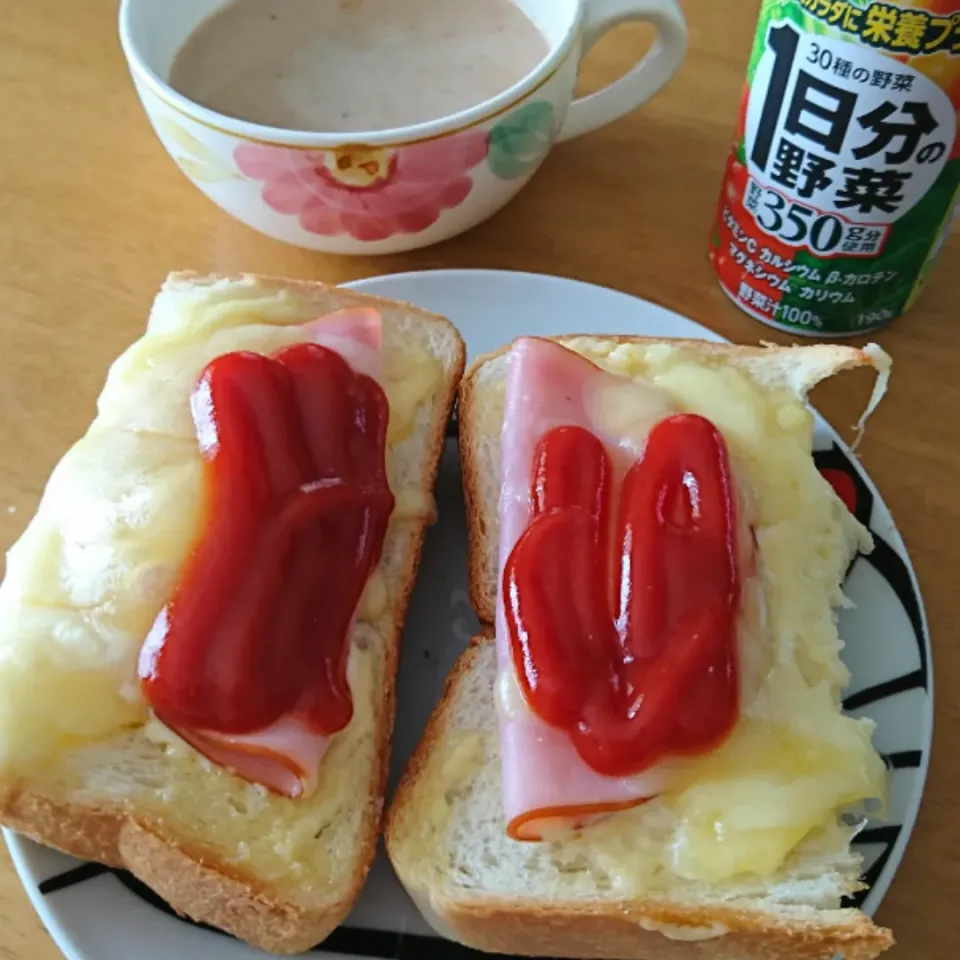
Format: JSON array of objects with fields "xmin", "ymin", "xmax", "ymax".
[{"xmin": 710, "ymin": 0, "xmax": 960, "ymax": 336}]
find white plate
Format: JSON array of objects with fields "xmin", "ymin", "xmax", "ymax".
[{"xmin": 6, "ymin": 270, "xmax": 933, "ymax": 960}]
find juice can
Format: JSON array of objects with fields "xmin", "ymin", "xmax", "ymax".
[{"xmin": 710, "ymin": 0, "xmax": 960, "ymax": 336}]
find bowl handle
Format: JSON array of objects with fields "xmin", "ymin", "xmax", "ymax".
[{"xmin": 557, "ymin": 0, "xmax": 688, "ymax": 143}]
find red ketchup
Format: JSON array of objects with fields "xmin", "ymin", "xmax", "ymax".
[
  {"xmin": 503, "ymin": 415, "xmax": 741, "ymax": 778},
  {"xmin": 140, "ymin": 344, "xmax": 394, "ymax": 758}
]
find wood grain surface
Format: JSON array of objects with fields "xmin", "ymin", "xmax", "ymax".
[{"xmin": 0, "ymin": 0, "xmax": 956, "ymax": 957}]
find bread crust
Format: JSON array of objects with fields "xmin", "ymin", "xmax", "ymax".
[
  {"xmin": 428, "ymin": 895, "xmax": 892, "ymax": 960},
  {"xmin": 0, "ymin": 273, "xmax": 465, "ymax": 955}
]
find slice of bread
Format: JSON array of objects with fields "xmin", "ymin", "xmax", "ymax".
[
  {"xmin": 0, "ymin": 273, "xmax": 465, "ymax": 954},
  {"xmin": 386, "ymin": 336, "xmax": 894, "ymax": 960}
]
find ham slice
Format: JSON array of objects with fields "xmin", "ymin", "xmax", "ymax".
[
  {"xmin": 495, "ymin": 338, "xmax": 682, "ymax": 839},
  {"xmin": 148, "ymin": 307, "xmax": 384, "ymax": 799}
]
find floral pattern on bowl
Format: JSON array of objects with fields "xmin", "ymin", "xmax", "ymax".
[
  {"xmin": 487, "ymin": 102, "xmax": 556, "ymax": 180},
  {"xmin": 155, "ymin": 117, "xmax": 242, "ymax": 183},
  {"xmin": 234, "ymin": 131, "xmax": 489, "ymax": 242}
]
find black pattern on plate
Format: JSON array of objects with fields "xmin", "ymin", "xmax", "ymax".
[
  {"xmin": 843, "ymin": 669, "xmax": 928, "ymax": 711},
  {"xmin": 882, "ymin": 751, "xmax": 922, "ymax": 770},
  {"xmin": 37, "ymin": 862, "xmax": 111, "ymax": 896},
  {"xmin": 861, "ymin": 535, "xmax": 928, "ymax": 680},
  {"xmin": 814, "ymin": 445, "xmax": 875, "ymax": 529}
]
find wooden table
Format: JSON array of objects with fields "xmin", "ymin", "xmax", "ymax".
[{"xmin": 0, "ymin": 0, "xmax": 957, "ymax": 957}]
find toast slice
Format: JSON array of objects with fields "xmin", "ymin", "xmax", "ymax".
[
  {"xmin": 0, "ymin": 273, "xmax": 465, "ymax": 954},
  {"xmin": 386, "ymin": 336, "xmax": 894, "ymax": 960}
]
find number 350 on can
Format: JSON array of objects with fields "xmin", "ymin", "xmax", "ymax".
[{"xmin": 710, "ymin": 0, "xmax": 960, "ymax": 336}]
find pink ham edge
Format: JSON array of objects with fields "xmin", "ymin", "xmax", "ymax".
[
  {"xmin": 306, "ymin": 307, "xmax": 382, "ymax": 380},
  {"xmin": 174, "ymin": 716, "xmax": 328, "ymax": 799},
  {"xmin": 151, "ymin": 307, "xmax": 384, "ymax": 800},
  {"xmin": 496, "ymin": 338, "xmax": 679, "ymax": 839}
]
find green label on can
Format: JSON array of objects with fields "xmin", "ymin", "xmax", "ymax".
[{"xmin": 710, "ymin": 0, "xmax": 960, "ymax": 335}]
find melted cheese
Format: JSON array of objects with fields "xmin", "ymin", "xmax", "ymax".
[
  {"xmin": 0, "ymin": 285, "xmax": 440, "ymax": 773},
  {"xmin": 384, "ymin": 344, "xmax": 442, "ymax": 443},
  {"xmin": 557, "ymin": 339, "xmax": 885, "ymax": 884},
  {"xmin": 357, "ymin": 571, "xmax": 389, "ymax": 622}
]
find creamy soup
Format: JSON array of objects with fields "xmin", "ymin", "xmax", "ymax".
[{"xmin": 169, "ymin": 0, "xmax": 549, "ymax": 132}]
